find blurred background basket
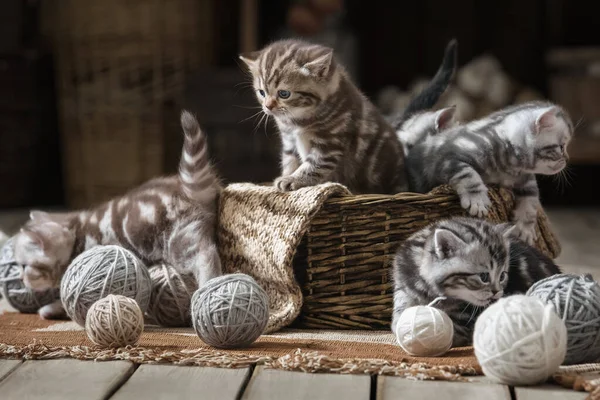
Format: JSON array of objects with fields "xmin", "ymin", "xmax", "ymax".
[
  {"xmin": 293, "ymin": 186, "xmax": 561, "ymax": 330},
  {"xmin": 44, "ymin": 0, "xmax": 214, "ymax": 208}
]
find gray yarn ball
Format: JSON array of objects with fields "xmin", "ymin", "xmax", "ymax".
[
  {"xmin": 60, "ymin": 245, "xmax": 152, "ymax": 327},
  {"xmin": 146, "ymin": 264, "xmax": 198, "ymax": 327},
  {"xmin": 191, "ymin": 273, "xmax": 269, "ymax": 349},
  {"xmin": 527, "ymin": 273, "xmax": 600, "ymax": 364},
  {"xmin": 0, "ymin": 238, "xmax": 60, "ymax": 313}
]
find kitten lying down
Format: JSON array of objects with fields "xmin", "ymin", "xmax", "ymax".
[
  {"xmin": 391, "ymin": 216, "xmax": 561, "ymax": 347},
  {"xmin": 404, "ymin": 101, "xmax": 573, "ymax": 244},
  {"xmin": 13, "ymin": 111, "xmax": 222, "ymax": 319}
]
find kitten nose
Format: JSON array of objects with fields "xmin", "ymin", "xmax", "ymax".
[{"xmin": 265, "ymin": 98, "xmax": 277, "ymax": 110}]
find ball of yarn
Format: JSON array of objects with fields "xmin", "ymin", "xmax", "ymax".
[
  {"xmin": 85, "ymin": 294, "xmax": 144, "ymax": 348},
  {"xmin": 527, "ymin": 273, "xmax": 600, "ymax": 364},
  {"xmin": 395, "ymin": 298, "xmax": 454, "ymax": 357},
  {"xmin": 474, "ymin": 294, "xmax": 567, "ymax": 386},
  {"xmin": 60, "ymin": 245, "xmax": 151, "ymax": 327},
  {"xmin": 0, "ymin": 237, "xmax": 60, "ymax": 312},
  {"xmin": 146, "ymin": 264, "xmax": 197, "ymax": 327},
  {"xmin": 191, "ymin": 273, "xmax": 269, "ymax": 349}
]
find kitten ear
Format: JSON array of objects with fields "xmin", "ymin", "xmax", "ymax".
[
  {"xmin": 496, "ymin": 223, "xmax": 518, "ymax": 239},
  {"xmin": 302, "ymin": 49, "xmax": 334, "ymax": 78},
  {"xmin": 434, "ymin": 106, "xmax": 457, "ymax": 131},
  {"xmin": 535, "ymin": 107, "xmax": 558, "ymax": 134},
  {"xmin": 434, "ymin": 229, "xmax": 465, "ymax": 258},
  {"xmin": 239, "ymin": 51, "xmax": 261, "ymax": 70},
  {"xmin": 30, "ymin": 210, "xmax": 51, "ymax": 222}
]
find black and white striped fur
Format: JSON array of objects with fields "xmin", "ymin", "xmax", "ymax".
[
  {"xmin": 405, "ymin": 101, "xmax": 573, "ymax": 244},
  {"xmin": 391, "ymin": 217, "xmax": 561, "ymax": 347}
]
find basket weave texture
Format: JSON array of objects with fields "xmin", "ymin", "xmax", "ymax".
[{"xmin": 218, "ymin": 183, "xmax": 560, "ymax": 333}]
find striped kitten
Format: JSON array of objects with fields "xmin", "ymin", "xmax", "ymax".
[
  {"xmin": 406, "ymin": 101, "xmax": 573, "ymax": 244},
  {"xmin": 13, "ymin": 111, "xmax": 222, "ymax": 319},
  {"xmin": 239, "ymin": 39, "xmax": 407, "ymax": 194},
  {"xmin": 391, "ymin": 217, "xmax": 560, "ymax": 347}
]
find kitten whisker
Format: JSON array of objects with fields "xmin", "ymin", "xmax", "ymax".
[{"xmin": 239, "ymin": 110, "xmax": 264, "ymax": 124}]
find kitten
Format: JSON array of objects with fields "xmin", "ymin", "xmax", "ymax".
[
  {"xmin": 395, "ymin": 106, "xmax": 458, "ymax": 157},
  {"xmin": 391, "ymin": 217, "xmax": 561, "ymax": 347},
  {"xmin": 239, "ymin": 39, "xmax": 408, "ymax": 194},
  {"xmin": 406, "ymin": 101, "xmax": 573, "ymax": 244},
  {"xmin": 13, "ymin": 111, "xmax": 222, "ymax": 319}
]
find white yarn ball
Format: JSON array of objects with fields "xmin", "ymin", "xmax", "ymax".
[
  {"xmin": 395, "ymin": 301, "xmax": 454, "ymax": 357},
  {"xmin": 474, "ymin": 294, "xmax": 567, "ymax": 386}
]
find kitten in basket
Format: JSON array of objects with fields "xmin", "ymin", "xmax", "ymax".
[
  {"xmin": 391, "ymin": 216, "xmax": 561, "ymax": 347},
  {"xmin": 239, "ymin": 38, "xmax": 457, "ymax": 194},
  {"xmin": 12, "ymin": 111, "xmax": 222, "ymax": 319},
  {"xmin": 404, "ymin": 101, "xmax": 573, "ymax": 244}
]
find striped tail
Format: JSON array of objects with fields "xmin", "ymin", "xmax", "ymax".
[
  {"xmin": 391, "ymin": 39, "xmax": 458, "ymax": 130},
  {"xmin": 178, "ymin": 110, "xmax": 220, "ymax": 205}
]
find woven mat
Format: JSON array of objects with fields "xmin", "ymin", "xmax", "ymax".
[
  {"xmin": 218, "ymin": 182, "xmax": 350, "ymax": 333},
  {"xmin": 0, "ymin": 312, "xmax": 479, "ymax": 380},
  {"xmin": 554, "ymin": 364, "xmax": 600, "ymax": 399}
]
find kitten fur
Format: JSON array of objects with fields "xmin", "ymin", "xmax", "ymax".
[
  {"xmin": 406, "ymin": 101, "xmax": 573, "ymax": 244},
  {"xmin": 239, "ymin": 39, "xmax": 407, "ymax": 194},
  {"xmin": 391, "ymin": 217, "xmax": 561, "ymax": 347},
  {"xmin": 390, "ymin": 39, "xmax": 458, "ymax": 132},
  {"xmin": 13, "ymin": 111, "xmax": 222, "ymax": 319}
]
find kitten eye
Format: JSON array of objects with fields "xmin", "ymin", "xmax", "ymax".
[
  {"xmin": 258, "ymin": 89, "xmax": 265, "ymax": 97},
  {"xmin": 499, "ymin": 271, "xmax": 508, "ymax": 282},
  {"xmin": 478, "ymin": 272, "xmax": 490, "ymax": 283},
  {"xmin": 278, "ymin": 90, "xmax": 291, "ymax": 99},
  {"xmin": 560, "ymin": 144, "xmax": 565, "ymax": 153}
]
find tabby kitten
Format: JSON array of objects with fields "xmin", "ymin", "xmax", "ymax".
[
  {"xmin": 239, "ymin": 39, "xmax": 407, "ymax": 194},
  {"xmin": 406, "ymin": 101, "xmax": 573, "ymax": 244},
  {"xmin": 395, "ymin": 106, "xmax": 458, "ymax": 157},
  {"xmin": 391, "ymin": 217, "xmax": 560, "ymax": 347},
  {"xmin": 13, "ymin": 111, "xmax": 222, "ymax": 319}
]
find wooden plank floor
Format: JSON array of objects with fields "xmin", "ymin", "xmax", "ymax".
[{"xmin": 0, "ymin": 207, "xmax": 598, "ymax": 398}]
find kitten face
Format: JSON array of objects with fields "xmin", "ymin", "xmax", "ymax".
[
  {"xmin": 239, "ymin": 40, "xmax": 338, "ymax": 123},
  {"xmin": 423, "ymin": 224, "xmax": 513, "ymax": 306},
  {"xmin": 531, "ymin": 106, "xmax": 573, "ymax": 175},
  {"xmin": 13, "ymin": 211, "xmax": 75, "ymax": 291}
]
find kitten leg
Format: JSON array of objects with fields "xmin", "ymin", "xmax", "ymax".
[
  {"xmin": 391, "ymin": 289, "xmax": 414, "ymax": 335},
  {"xmin": 448, "ymin": 163, "xmax": 491, "ymax": 217},
  {"xmin": 38, "ymin": 300, "xmax": 66, "ymax": 320},
  {"xmin": 280, "ymin": 137, "xmax": 301, "ymax": 177},
  {"xmin": 512, "ymin": 174, "xmax": 540, "ymax": 245},
  {"xmin": 275, "ymin": 143, "xmax": 342, "ymax": 191}
]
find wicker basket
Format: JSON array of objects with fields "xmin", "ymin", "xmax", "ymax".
[
  {"xmin": 44, "ymin": 0, "xmax": 214, "ymax": 208},
  {"xmin": 292, "ymin": 186, "xmax": 560, "ymax": 330}
]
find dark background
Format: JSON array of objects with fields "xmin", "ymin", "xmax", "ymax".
[{"xmin": 1, "ymin": 0, "xmax": 598, "ymax": 210}]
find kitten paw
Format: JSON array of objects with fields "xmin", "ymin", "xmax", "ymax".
[
  {"xmin": 274, "ymin": 176, "xmax": 311, "ymax": 191},
  {"xmin": 514, "ymin": 223, "xmax": 537, "ymax": 245},
  {"xmin": 460, "ymin": 192, "xmax": 491, "ymax": 217},
  {"xmin": 38, "ymin": 301, "xmax": 66, "ymax": 320}
]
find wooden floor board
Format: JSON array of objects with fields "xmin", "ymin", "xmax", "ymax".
[
  {"xmin": 110, "ymin": 364, "xmax": 250, "ymax": 400},
  {"xmin": 514, "ymin": 384, "xmax": 588, "ymax": 399},
  {"xmin": 0, "ymin": 359, "xmax": 134, "ymax": 400},
  {"xmin": 376, "ymin": 376, "xmax": 511, "ymax": 400},
  {"xmin": 241, "ymin": 366, "xmax": 371, "ymax": 400},
  {"xmin": 0, "ymin": 360, "xmax": 21, "ymax": 382}
]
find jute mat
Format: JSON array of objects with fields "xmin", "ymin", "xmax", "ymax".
[
  {"xmin": 0, "ymin": 312, "xmax": 479, "ymax": 380},
  {"xmin": 554, "ymin": 364, "xmax": 600, "ymax": 399},
  {"xmin": 218, "ymin": 182, "xmax": 351, "ymax": 333}
]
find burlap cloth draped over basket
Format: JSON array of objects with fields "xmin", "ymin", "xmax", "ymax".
[{"xmin": 218, "ymin": 183, "xmax": 561, "ymax": 333}]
